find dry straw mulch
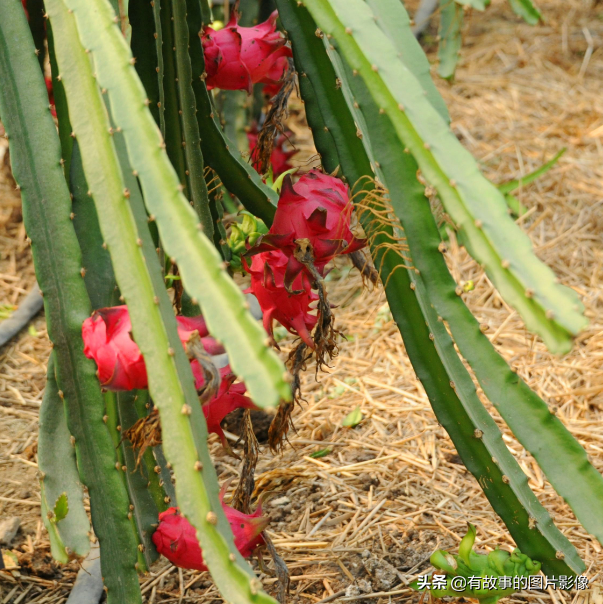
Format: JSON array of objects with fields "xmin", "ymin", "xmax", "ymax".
[{"xmin": 1, "ymin": 0, "xmax": 603, "ymax": 601}]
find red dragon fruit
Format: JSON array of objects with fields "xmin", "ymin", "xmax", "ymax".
[
  {"xmin": 82, "ymin": 306, "xmax": 223, "ymax": 391},
  {"xmin": 249, "ymin": 170, "xmax": 366, "ymax": 287},
  {"xmin": 152, "ymin": 500, "xmax": 268, "ymax": 571},
  {"xmin": 243, "ymin": 249, "xmax": 318, "ymax": 348},
  {"xmin": 201, "ymin": 9, "xmax": 291, "ymax": 93},
  {"xmin": 194, "ymin": 366, "xmax": 258, "ymax": 449},
  {"xmin": 247, "ymin": 127, "xmax": 297, "ymax": 177}
]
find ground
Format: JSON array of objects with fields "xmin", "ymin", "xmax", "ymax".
[{"xmin": 1, "ymin": 0, "xmax": 603, "ymax": 602}]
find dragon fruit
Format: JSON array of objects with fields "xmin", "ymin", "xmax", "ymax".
[
  {"xmin": 82, "ymin": 306, "xmax": 223, "ymax": 391},
  {"xmin": 195, "ymin": 366, "xmax": 259, "ymax": 449},
  {"xmin": 249, "ymin": 170, "xmax": 366, "ymax": 286},
  {"xmin": 201, "ymin": 9, "xmax": 291, "ymax": 94},
  {"xmin": 152, "ymin": 500, "xmax": 268, "ymax": 571},
  {"xmin": 243, "ymin": 249, "xmax": 318, "ymax": 348}
]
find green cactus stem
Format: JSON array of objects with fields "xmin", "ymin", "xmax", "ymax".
[
  {"xmin": 278, "ymin": 0, "xmax": 583, "ymax": 573},
  {"xmin": 38, "ymin": 353, "xmax": 91, "ymax": 563},
  {"xmin": 302, "ymin": 0, "xmax": 587, "ymax": 355},
  {"xmin": 160, "ymin": 0, "xmax": 190, "ymax": 198},
  {"xmin": 47, "ymin": 23, "xmax": 74, "ymax": 178},
  {"xmin": 0, "ymin": 3, "xmax": 142, "ymax": 600},
  {"xmin": 130, "ymin": 0, "xmax": 164, "ymax": 131},
  {"xmin": 321, "ymin": 0, "xmax": 603, "ymax": 552},
  {"xmin": 117, "ymin": 391, "xmax": 161, "ymax": 567},
  {"xmin": 45, "ymin": 3, "xmax": 282, "ymax": 602},
  {"xmin": 171, "ymin": 0, "xmax": 214, "ymax": 236},
  {"xmin": 437, "ymin": 0, "xmax": 464, "ymax": 80}
]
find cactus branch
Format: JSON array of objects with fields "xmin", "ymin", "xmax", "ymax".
[
  {"xmin": 60, "ymin": 0, "xmax": 289, "ymax": 409},
  {"xmin": 45, "ymin": 2, "xmax": 281, "ymax": 601},
  {"xmin": 303, "ymin": 0, "xmax": 587, "ymax": 355},
  {"xmin": 0, "ymin": 2, "xmax": 142, "ymax": 599},
  {"xmin": 279, "ymin": 0, "xmax": 584, "ymax": 574},
  {"xmin": 38, "ymin": 353, "xmax": 91, "ymax": 562}
]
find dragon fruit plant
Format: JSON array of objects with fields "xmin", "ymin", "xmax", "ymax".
[{"xmin": 1, "ymin": 0, "xmax": 602, "ymax": 602}]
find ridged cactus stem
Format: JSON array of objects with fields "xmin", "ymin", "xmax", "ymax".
[
  {"xmin": 348, "ymin": 72, "xmax": 583, "ymax": 572},
  {"xmin": 117, "ymin": 391, "xmax": 161, "ymax": 567},
  {"xmin": 278, "ymin": 0, "xmax": 583, "ymax": 574},
  {"xmin": 0, "ymin": 3, "xmax": 142, "ymax": 600},
  {"xmin": 47, "ymin": 23, "xmax": 73, "ymax": 177},
  {"xmin": 302, "ymin": 0, "xmax": 587, "ymax": 355},
  {"xmin": 437, "ymin": 0, "xmax": 464, "ymax": 80},
  {"xmin": 133, "ymin": 392, "xmax": 171, "ymax": 513},
  {"xmin": 171, "ymin": 0, "xmax": 214, "ymax": 236},
  {"xmin": 105, "ymin": 391, "xmax": 149, "ymax": 572},
  {"xmin": 160, "ymin": 0, "xmax": 190, "ymax": 197},
  {"xmin": 38, "ymin": 352, "xmax": 91, "ymax": 562},
  {"xmin": 130, "ymin": 0, "xmax": 164, "ymax": 132},
  {"xmin": 46, "ymin": 3, "xmax": 281, "ymax": 602},
  {"xmin": 61, "ymin": 0, "xmax": 289, "ymax": 409},
  {"xmin": 321, "ymin": 0, "xmax": 603, "ymax": 553}
]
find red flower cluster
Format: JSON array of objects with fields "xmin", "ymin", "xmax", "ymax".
[
  {"xmin": 244, "ymin": 171, "xmax": 365, "ymax": 347},
  {"xmin": 247, "ymin": 127, "xmax": 297, "ymax": 177},
  {"xmin": 153, "ymin": 501, "xmax": 268, "ymax": 572},
  {"xmin": 202, "ymin": 10, "xmax": 291, "ymax": 94},
  {"xmin": 82, "ymin": 306, "xmax": 223, "ymax": 391}
]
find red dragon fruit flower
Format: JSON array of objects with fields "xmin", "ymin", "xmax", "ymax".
[
  {"xmin": 82, "ymin": 306, "xmax": 223, "ymax": 391},
  {"xmin": 152, "ymin": 500, "xmax": 268, "ymax": 571},
  {"xmin": 243, "ymin": 249, "xmax": 318, "ymax": 348},
  {"xmin": 193, "ymin": 366, "xmax": 259, "ymax": 449},
  {"xmin": 247, "ymin": 126, "xmax": 297, "ymax": 177},
  {"xmin": 201, "ymin": 9, "xmax": 292, "ymax": 94},
  {"xmin": 249, "ymin": 170, "xmax": 366, "ymax": 287}
]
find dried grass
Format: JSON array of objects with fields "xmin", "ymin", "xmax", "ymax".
[{"xmin": 1, "ymin": 0, "xmax": 603, "ymax": 601}]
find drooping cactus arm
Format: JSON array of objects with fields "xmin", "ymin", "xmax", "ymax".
[
  {"xmin": 45, "ymin": 3, "xmax": 281, "ymax": 603},
  {"xmin": 302, "ymin": 0, "xmax": 587, "ymax": 355},
  {"xmin": 358, "ymin": 83, "xmax": 603, "ymax": 554},
  {"xmin": 0, "ymin": 3, "xmax": 142, "ymax": 601},
  {"xmin": 320, "ymin": 0, "xmax": 603, "ymax": 552},
  {"xmin": 277, "ymin": 0, "xmax": 583, "ymax": 574},
  {"xmin": 346, "ymin": 65, "xmax": 584, "ymax": 574}
]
